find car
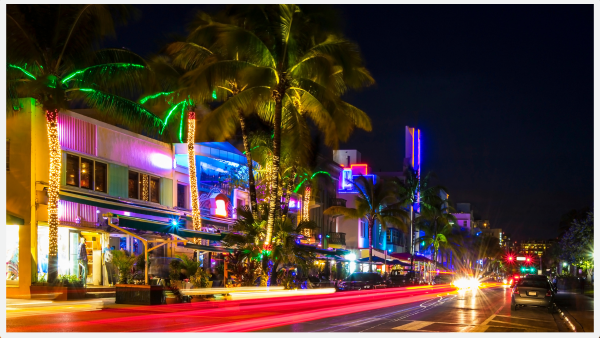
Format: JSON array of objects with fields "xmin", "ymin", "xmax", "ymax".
[
  {"xmin": 508, "ymin": 274, "xmax": 522, "ymax": 288},
  {"xmin": 433, "ymin": 274, "xmax": 453, "ymax": 285},
  {"xmin": 511, "ymin": 278, "xmax": 554, "ymax": 312},
  {"xmin": 336, "ymin": 272, "xmax": 386, "ymax": 291},
  {"xmin": 524, "ymin": 274, "xmax": 557, "ymax": 294},
  {"xmin": 388, "ymin": 270, "xmax": 416, "ymax": 287}
]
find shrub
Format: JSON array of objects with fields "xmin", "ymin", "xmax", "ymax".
[{"xmin": 112, "ymin": 250, "xmax": 136, "ymax": 284}]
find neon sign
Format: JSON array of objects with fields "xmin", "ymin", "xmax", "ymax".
[
  {"xmin": 350, "ymin": 164, "xmax": 368, "ymax": 175},
  {"xmin": 215, "ymin": 199, "xmax": 227, "ymax": 217},
  {"xmin": 341, "ymin": 168, "xmax": 353, "ymax": 190}
]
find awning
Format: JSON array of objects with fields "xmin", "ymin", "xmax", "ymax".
[
  {"xmin": 60, "ymin": 190, "xmax": 180, "ymax": 218},
  {"xmin": 7, "ymin": 212, "xmax": 24, "ymax": 225},
  {"xmin": 295, "ymin": 244, "xmax": 350, "ymax": 257},
  {"xmin": 115, "ymin": 215, "xmax": 226, "ymax": 241},
  {"xmin": 184, "ymin": 243, "xmax": 234, "ymax": 253}
]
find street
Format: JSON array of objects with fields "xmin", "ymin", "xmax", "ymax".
[{"xmin": 7, "ymin": 283, "xmax": 588, "ymax": 332}]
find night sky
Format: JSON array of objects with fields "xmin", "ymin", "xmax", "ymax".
[{"xmin": 108, "ymin": 4, "xmax": 593, "ymax": 240}]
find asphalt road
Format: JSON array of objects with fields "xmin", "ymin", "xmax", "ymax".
[
  {"xmin": 6, "ymin": 284, "xmax": 573, "ymax": 332},
  {"xmin": 261, "ymin": 285, "xmax": 569, "ymax": 332}
]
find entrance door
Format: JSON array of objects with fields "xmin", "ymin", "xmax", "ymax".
[{"xmin": 69, "ymin": 230, "xmax": 81, "ymax": 276}]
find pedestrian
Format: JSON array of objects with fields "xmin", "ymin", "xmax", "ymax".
[
  {"xmin": 103, "ymin": 244, "xmax": 115, "ymax": 286},
  {"xmin": 78, "ymin": 237, "xmax": 88, "ymax": 287}
]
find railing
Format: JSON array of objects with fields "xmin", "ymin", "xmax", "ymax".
[
  {"xmin": 329, "ymin": 198, "xmax": 346, "ymax": 208},
  {"xmin": 328, "ymin": 232, "xmax": 346, "ymax": 246}
]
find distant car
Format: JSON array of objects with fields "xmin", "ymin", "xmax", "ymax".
[
  {"xmin": 511, "ymin": 278, "xmax": 554, "ymax": 312},
  {"xmin": 433, "ymin": 274, "xmax": 453, "ymax": 285},
  {"xmin": 508, "ymin": 274, "xmax": 522, "ymax": 288},
  {"xmin": 336, "ymin": 273, "xmax": 386, "ymax": 291}
]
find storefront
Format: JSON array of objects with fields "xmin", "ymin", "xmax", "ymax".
[
  {"xmin": 36, "ymin": 224, "xmax": 108, "ymax": 285},
  {"xmin": 6, "ymin": 224, "xmax": 20, "ymax": 285}
]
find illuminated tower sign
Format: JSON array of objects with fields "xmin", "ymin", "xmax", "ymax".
[{"xmin": 405, "ymin": 126, "xmax": 421, "ymax": 212}]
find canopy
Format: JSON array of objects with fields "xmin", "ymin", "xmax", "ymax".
[
  {"xmin": 295, "ymin": 244, "xmax": 350, "ymax": 257},
  {"xmin": 184, "ymin": 243, "xmax": 234, "ymax": 253},
  {"xmin": 115, "ymin": 215, "xmax": 226, "ymax": 241},
  {"xmin": 60, "ymin": 190, "xmax": 180, "ymax": 218},
  {"xmin": 357, "ymin": 256, "xmax": 387, "ymax": 263},
  {"xmin": 7, "ymin": 212, "xmax": 24, "ymax": 225}
]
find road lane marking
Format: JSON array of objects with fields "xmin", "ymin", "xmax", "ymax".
[{"xmin": 392, "ymin": 321, "xmax": 435, "ymax": 331}]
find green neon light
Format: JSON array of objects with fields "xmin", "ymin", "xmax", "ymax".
[
  {"xmin": 140, "ymin": 91, "xmax": 174, "ymax": 104},
  {"xmin": 78, "ymin": 88, "xmax": 95, "ymax": 92},
  {"xmin": 161, "ymin": 101, "xmax": 185, "ymax": 134},
  {"xmin": 311, "ymin": 171, "xmax": 331, "ymax": 180},
  {"xmin": 212, "ymin": 90, "xmax": 217, "ymax": 100},
  {"xmin": 293, "ymin": 178, "xmax": 308, "ymax": 193},
  {"xmin": 61, "ymin": 63, "xmax": 145, "ymax": 84},
  {"xmin": 178, "ymin": 107, "xmax": 185, "ymax": 143},
  {"xmin": 242, "ymin": 145, "xmax": 260, "ymax": 154},
  {"xmin": 8, "ymin": 64, "xmax": 36, "ymax": 80}
]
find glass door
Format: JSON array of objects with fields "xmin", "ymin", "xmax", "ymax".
[{"xmin": 69, "ymin": 231, "xmax": 80, "ymax": 277}]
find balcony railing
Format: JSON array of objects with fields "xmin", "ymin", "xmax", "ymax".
[
  {"xmin": 329, "ymin": 198, "xmax": 347, "ymax": 208},
  {"xmin": 328, "ymin": 232, "xmax": 346, "ymax": 246}
]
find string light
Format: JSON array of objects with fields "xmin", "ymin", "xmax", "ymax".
[
  {"xmin": 142, "ymin": 174, "xmax": 149, "ymax": 201},
  {"xmin": 139, "ymin": 91, "xmax": 174, "ymax": 104},
  {"xmin": 187, "ymin": 110, "xmax": 202, "ymax": 236},
  {"xmin": 8, "ymin": 64, "xmax": 36, "ymax": 80},
  {"xmin": 302, "ymin": 187, "xmax": 311, "ymax": 222},
  {"xmin": 61, "ymin": 63, "xmax": 145, "ymax": 85},
  {"xmin": 46, "ymin": 110, "xmax": 61, "ymax": 264}
]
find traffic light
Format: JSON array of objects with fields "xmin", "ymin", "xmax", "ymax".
[
  {"xmin": 508, "ymin": 256, "xmax": 513, "ymax": 262},
  {"xmin": 526, "ymin": 257, "xmax": 531, "ymax": 263}
]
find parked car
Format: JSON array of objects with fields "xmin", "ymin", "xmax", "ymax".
[
  {"xmin": 524, "ymin": 274, "xmax": 557, "ymax": 294},
  {"xmin": 336, "ymin": 272, "xmax": 386, "ymax": 291},
  {"xmin": 511, "ymin": 278, "xmax": 554, "ymax": 312}
]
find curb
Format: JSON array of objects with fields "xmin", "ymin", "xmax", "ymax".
[{"xmin": 555, "ymin": 304, "xmax": 577, "ymax": 332}]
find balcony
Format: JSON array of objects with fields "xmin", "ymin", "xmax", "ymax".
[
  {"xmin": 329, "ymin": 198, "xmax": 347, "ymax": 208},
  {"xmin": 327, "ymin": 232, "xmax": 346, "ymax": 246}
]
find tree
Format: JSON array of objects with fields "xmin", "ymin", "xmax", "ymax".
[
  {"xmin": 191, "ymin": 5, "xmax": 374, "ymax": 249},
  {"xmin": 415, "ymin": 198, "xmax": 457, "ymax": 270},
  {"xmin": 324, "ymin": 176, "xmax": 408, "ymax": 272},
  {"xmin": 7, "ymin": 4, "xmax": 164, "ymax": 283},
  {"xmin": 559, "ymin": 211, "xmax": 593, "ymax": 277}
]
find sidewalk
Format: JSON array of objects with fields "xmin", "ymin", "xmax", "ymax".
[{"xmin": 554, "ymin": 291, "xmax": 594, "ymax": 332}]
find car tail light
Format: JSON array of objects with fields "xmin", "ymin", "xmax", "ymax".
[
  {"xmin": 515, "ymin": 276, "xmax": 520, "ymax": 279},
  {"xmin": 546, "ymin": 290, "xmax": 552, "ymax": 296},
  {"xmin": 514, "ymin": 288, "xmax": 520, "ymax": 295},
  {"xmin": 509, "ymin": 279, "xmax": 512, "ymax": 284}
]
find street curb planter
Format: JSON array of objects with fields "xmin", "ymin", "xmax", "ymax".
[
  {"xmin": 115, "ymin": 284, "xmax": 165, "ymax": 305},
  {"xmin": 30, "ymin": 285, "xmax": 86, "ymax": 300}
]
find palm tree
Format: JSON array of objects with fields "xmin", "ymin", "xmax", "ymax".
[
  {"xmin": 137, "ymin": 56, "xmax": 207, "ymax": 234},
  {"xmin": 7, "ymin": 4, "xmax": 164, "ymax": 283},
  {"xmin": 416, "ymin": 223, "xmax": 455, "ymax": 270},
  {"xmin": 324, "ymin": 176, "xmax": 408, "ymax": 272},
  {"xmin": 415, "ymin": 197, "xmax": 456, "ymax": 269},
  {"xmin": 185, "ymin": 5, "xmax": 373, "ymax": 249}
]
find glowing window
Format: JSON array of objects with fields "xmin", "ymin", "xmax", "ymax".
[{"xmin": 215, "ymin": 199, "xmax": 227, "ymax": 217}]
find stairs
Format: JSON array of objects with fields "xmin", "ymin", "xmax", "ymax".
[{"xmin": 85, "ymin": 287, "xmax": 115, "ymax": 299}]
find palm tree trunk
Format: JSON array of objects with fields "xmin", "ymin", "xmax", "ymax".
[
  {"xmin": 368, "ymin": 219, "xmax": 374, "ymax": 273},
  {"xmin": 46, "ymin": 109, "xmax": 61, "ymax": 283},
  {"xmin": 409, "ymin": 205, "xmax": 415, "ymax": 279},
  {"xmin": 188, "ymin": 111, "xmax": 202, "ymax": 234},
  {"xmin": 265, "ymin": 87, "xmax": 284, "ymax": 247},
  {"xmin": 238, "ymin": 111, "xmax": 258, "ymax": 220}
]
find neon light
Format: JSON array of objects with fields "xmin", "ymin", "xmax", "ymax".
[
  {"xmin": 212, "ymin": 90, "xmax": 217, "ymax": 100},
  {"xmin": 340, "ymin": 168, "xmax": 353, "ymax": 190},
  {"xmin": 310, "ymin": 171, "xmax": 331, "ymax": 180},
  {"xmin": 161, "ymin": 101, "xmax": 185, "ymax": 134},
  {"xmin": 178, "ymin": 109, "xmax": 185, "ymax": 143},
  {"xmin": 293, "ymin": 178, "xmax": 308, "ymax": 193},
  {"xmin": 8, "ymin": 64, "xmax": 36, "ymax": 80},
  {"xmin": 62, "ymin": 63, "xmax": 144, "ymax": 84},
  {"xmin": 215, "ymin": 199, "xmax": 227, "ymax": 217},
  {"xmin": 139, "ymin": 91, "xmax": 174, "ymax": 104},
  {"xmin": 350, "ymin": 164, "xmax": 368, "ymax": 175}
]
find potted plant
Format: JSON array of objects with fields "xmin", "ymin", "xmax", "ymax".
[
  {"xmin": 165, "ymin": 259, "xmax": 182, "ymax": 304},
  {"xmin": 112, "ymin": 250, "xmax": 136, "ymax": 284}
]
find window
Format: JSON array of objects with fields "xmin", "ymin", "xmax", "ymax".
[
  {"xmin": 80, "ymin": 158, "xmax": 93, "ymax": 189},
  {"xmin": 94, "ymin": 162, "xmax": 107, "ymax": 193},
  {"xmin": 128, "ymin": 170, "xmax": 160, "ymax": 202},
  {"xmin": 177, "ymin": 183, "xmax": 187, "ymax": 209},
  {"xmin": 150, "ymin": 177, "xmax": 160, "ymax": 203},
  {"xmin": 463, "ymin": 221, "xmax": 467, "ymax": 227},
  {"xmin": 65, "ymin": 154, "xmax": 107, "ymax": 192},
  {"xmin": 66, "ymin": 154, "xmax": 79, "ymax": 187},
  {"xmin": 128, "ymin": 171, "xmax": 139, "ymax": 199}
]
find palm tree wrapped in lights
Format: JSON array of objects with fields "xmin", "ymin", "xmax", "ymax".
[{"xmin": 7, "ymin": 4, "xmax": 164, "ymax": 283}]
